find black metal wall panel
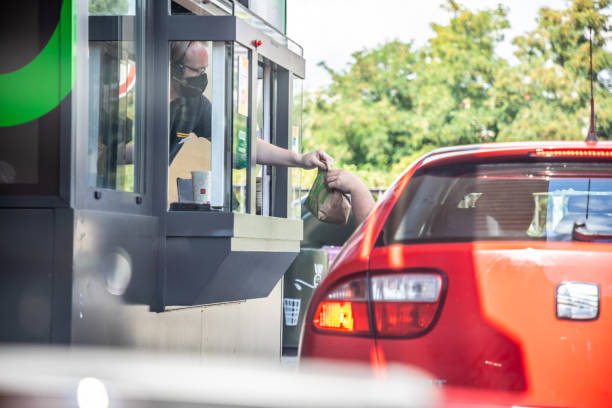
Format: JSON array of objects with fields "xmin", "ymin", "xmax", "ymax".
[
  {"xmin": 0, "ymin": 209, "xmax": 54, "ymax": 343},
  {"xmin": 166, "ymin": 236, "xmax": 297, "ymax": 305},
  {"xmin": 194, "ymin": 249, "xmax": 297, "ymax": 304},
  {"xmin": 51, "ymin": 208, "xmax": 74, "ymax": 343},
  {"xmin": 71, "ymin": 210, "xmax": 158, "ymax": 345},
  {"xmin": 166, "ymin": 237, "xmax": 230, "ymax": 305}
]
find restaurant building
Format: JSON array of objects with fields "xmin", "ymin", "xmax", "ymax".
[{"xmin": 0, "ymin": 0, "xmax": 305, "ymax": 358}]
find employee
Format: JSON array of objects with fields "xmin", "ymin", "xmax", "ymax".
[{"xmin": 169, "ymin": 41, "xmax": 332, "ymax": 170}]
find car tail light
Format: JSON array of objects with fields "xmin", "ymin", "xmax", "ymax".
[
  {"xmin": 371, "ymin": 273, "xmax": 443, "ymax": 337},
  {"xmin": 312, "ymin": 271, "xmax": 445, "ymax": 337},
  {"xmin": 531, "ymin": 148, "xmax": 612, "ymax": 158},
  {"xmin": 313, "ymin": 277, "xmax": 371, "ymax": 334}
]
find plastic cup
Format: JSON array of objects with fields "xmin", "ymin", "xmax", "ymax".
[{"xmin": 191, "ymin": 170, "xmax": 211, "ymax": 204}]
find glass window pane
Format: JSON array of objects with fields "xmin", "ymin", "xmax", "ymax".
[
  {"xmin": 0, "ymin": 2, "xmax": 67, "ymax": 194},
  {"xmin": 168, "ymin": 41, "xmax": 229, "ymax": 211},
  {"xmin": 88, "ymin": 1, "xmax": 142, "ymax": 192},
  {"xmin": 256, "ymin": 63, "xmax": 264, "ymax": 215},
  {"xmin": 233, "ymin": 2, "xmax": 303, "ymax": 56},
  {"xmin": 256, "ymin": 62, "xmax": 273, "ymax": 216},
  {"xmin": 290, "ymin": 76, "xmax": 303, "ymax": 219},
  {"xmin": 89, "ymin": 0, "xmax": 135, "ymax": 15},
  {"xmin": 88, "ymin": 42, "xmax": 137, "ymax": 191},
  {"xmin": 232, "ymin": 44, "xmax": 250, "ymax": 214},
  {"xmin": 379, "ymin": 162, "xmax": 612, "ymax": 245},
  {"xmin": 247, "ymin": 0, "xmax": 286, "ymax": 34}
]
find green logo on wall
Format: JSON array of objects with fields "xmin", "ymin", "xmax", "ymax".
[{"xmin": 0, "ymin": 0, "xmax": 75, "ymax": 127}]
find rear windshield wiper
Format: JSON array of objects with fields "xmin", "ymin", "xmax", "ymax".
[{"xmin": 572, "ymin": 221, "xmax": 612, "ymax": 242}]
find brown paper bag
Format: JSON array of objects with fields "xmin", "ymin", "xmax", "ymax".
[{"xmin": 305, "ymin": 170, "xmax": 351, "ymax": 225}]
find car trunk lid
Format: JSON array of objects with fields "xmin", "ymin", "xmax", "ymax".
[{"xmin": 369, "ymin": 241, "xmax": 612, "ymax": 408}]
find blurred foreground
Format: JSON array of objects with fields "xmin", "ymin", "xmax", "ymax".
[{"xmin": 0, "ymin": 346, "xmax": 438, "ymax": 408}]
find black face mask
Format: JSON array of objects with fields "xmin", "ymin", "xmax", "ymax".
[{"xmin": 180, "ymin": 73, "xmax": 208, "ymax": 97}]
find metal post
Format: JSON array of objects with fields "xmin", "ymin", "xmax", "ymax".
[
  {"xmin": 273, "ymin": 68, "xmax": 292, "ymax": 218},
  {"xmin": 151, "ymin": 0, "xmax": 170, "ymax": 311}
]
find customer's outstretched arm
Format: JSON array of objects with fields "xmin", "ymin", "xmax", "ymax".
[{"xmin": 325, "ymin": 169, "xmax": 375, "ymax": 225}]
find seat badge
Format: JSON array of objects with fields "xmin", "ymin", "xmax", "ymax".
[{"xmin": 556, "ymin": 282, "xmax": 599, "ymax": 321}]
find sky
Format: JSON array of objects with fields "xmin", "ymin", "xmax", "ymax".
[{"xmin": 286, "ymin": 0, "xmax": 569, "ymax": 92}]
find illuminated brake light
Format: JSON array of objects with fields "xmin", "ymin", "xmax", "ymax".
[
  {"xmin": 532, "ymin": 148, "xmax": 612, "ymax": 158},
  {"xmin": 371, "ymin": 273, "xmax": 444, "ymax": 337},
  {"xmin": 312, "ymin": 277, "xmax": 370, "ymax": 334},
  {"xmin": 314, "ymin": 301, "xmax": 354, "ymax": 331}
]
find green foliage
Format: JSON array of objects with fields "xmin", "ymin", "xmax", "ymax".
[
  {"xmin": 497, "ymin": 0, "xmax": 612, "ymax": 141},
  {"xmin": 303, "ymin": 0, "xmax": 611, "ymax": 188},
  {"xmin": 89, "ymin": 0, "xmax": 129, "ymax": 15}
]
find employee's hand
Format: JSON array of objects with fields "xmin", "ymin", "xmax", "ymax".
[
  {"xmin": 300, "ymin": 150, "xmax": 334, "ymax": 170},
  {"xmin": 256, "ymin": 140, "xmax": 333, "ymax": 170}
]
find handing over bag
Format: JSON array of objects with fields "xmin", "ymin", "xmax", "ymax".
[{"xmin": 305, "ymin": 170, "xmax": 351, "ymax": 225}]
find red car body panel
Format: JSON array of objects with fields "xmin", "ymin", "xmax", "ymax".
[
  {"xmin": 300, "ymin": 142, "xmax": 612, "ymax": 407},
  {"xmin": 371, "ymin": 242, "xmax": 612, "ymax": 407},
  {"xmin": 439, "ymin": 386, "xmax": 542, "ymax": 408},
  {"xmin": 370, "ymin": 244, "xmax": 527, "ymax": 392}
]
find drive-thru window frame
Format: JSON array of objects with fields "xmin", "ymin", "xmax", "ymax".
[{"xmin": 10, "ymin": 0, "xmax": 306, "ymax": 309}]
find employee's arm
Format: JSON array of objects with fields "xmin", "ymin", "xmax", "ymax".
[{"xmin": 256, "ymin": 138, "xmax": 333, "ymax": 170}]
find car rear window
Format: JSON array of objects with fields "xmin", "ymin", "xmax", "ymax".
[{"xmin": 378, "ymin": 162, "xmax": 612, "ymax": 245}]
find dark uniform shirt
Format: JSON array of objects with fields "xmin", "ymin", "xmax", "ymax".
[{"xmin": 169, "ymin": 95, "xmax": 212, "ymax": 164}]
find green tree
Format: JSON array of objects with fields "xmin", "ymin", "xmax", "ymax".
[
  {"xmin": 410, "ymin": 1, "xmax": 509, "ymax": 148},
  {"xmin": 304, "ymin": 1, "xmax": 510, "ymax": 186},
  {"xmin": 494, "ymin": 0, "xmax": 612, "ymax": 141},
  {"xmin": 303, "ymin": 0, "xmax": 611, "ymax": 188},
  {"xmin": 89, "ymin": 0, "xmax": 129, "ymax": 15}
]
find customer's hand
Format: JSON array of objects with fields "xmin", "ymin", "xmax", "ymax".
[
  {"xmin": 300, "ymin": 150, "xmax": 333, "ymax": 170},
  {"xmin": 325, "ymin": 169, "xmax": 375, "ymax": 226},
  {"xmin": 325, "ymin": 169, "xmax": 361, "ymax": 194}
]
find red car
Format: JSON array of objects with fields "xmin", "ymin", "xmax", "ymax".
[{"xmin": 300, "ymin": 141, "xmax": 612, "ymax": 408}]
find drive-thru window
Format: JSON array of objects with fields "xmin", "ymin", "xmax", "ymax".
[{"xmin": 0, "ymin": 0, "xmax": 305, "ymax": 357}]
